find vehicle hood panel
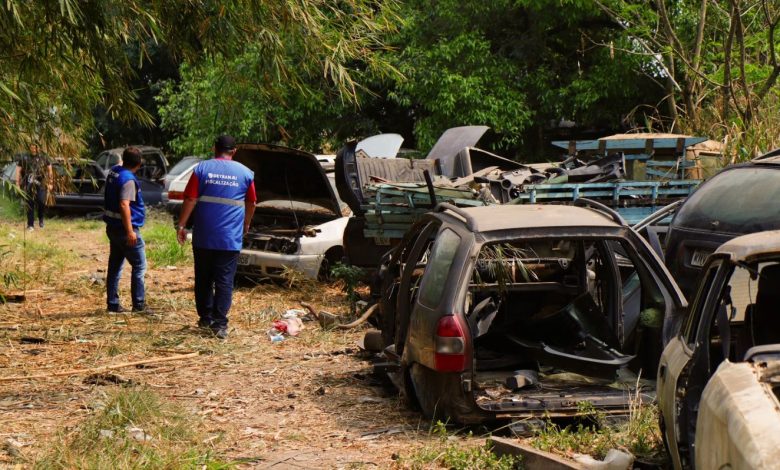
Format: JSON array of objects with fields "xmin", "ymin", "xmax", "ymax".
[
  {"xmin": 426, "ymin": 126, "xmax": 489, "ymax": 176},
  {"xmin": 234, "ymin": 143, "xmax": 341, "ymax": 217}
]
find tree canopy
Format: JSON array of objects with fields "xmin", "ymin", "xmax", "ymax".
[{"xmin": 3, "ymin": 1, "xmax": 779, "ymax": 160}]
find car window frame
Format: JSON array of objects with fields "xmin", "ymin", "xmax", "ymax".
[{"xmin": 417, "ymin": 227, "xmax": 463, "ymax": 309}]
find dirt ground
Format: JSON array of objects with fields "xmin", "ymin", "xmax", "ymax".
[{"xmin": 0, "ymin": 214, "xmax": 472, "ymax": 468}]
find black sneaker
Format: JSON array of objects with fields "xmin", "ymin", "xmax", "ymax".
[
  {"xmin": 212, "ymin": 327, "xmax": 228, "ymax": 339},
  {"xmin": 107, "ymin": 305, "xmax": 128, "ymax": 314},
  {"xmin": 197, "ymin": 319, "xmax": 212, "ymax": 329}
]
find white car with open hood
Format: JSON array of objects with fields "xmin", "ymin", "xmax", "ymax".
[{"xmin": 231, "ymin": 143, "xmax": 350, "ymax": 280}]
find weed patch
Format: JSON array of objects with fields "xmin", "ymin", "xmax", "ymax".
[
  {"xmin": 143, "ymin": 220, "xmax": 190, "ymax": 267},
  {"xmin": 35, "ymin": 388, "xmax": 230, "ymax": 469},
  {"xmin": 528, "ymin": 400, "xmax": 665, "ymax": 463},
  {"xmin": 396, "ymin": 422, "xmax": 521, "ymax": 469}
]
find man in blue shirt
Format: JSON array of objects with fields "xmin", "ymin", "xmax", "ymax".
[
  {"xmin": 103, "ymin": 147, "xmax": 151, "ymax": 314},
  {"xmin": 177, "ymin": 135, "xmax": 256, "ymax": 339}
]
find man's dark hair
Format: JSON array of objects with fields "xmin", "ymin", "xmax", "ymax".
[{"xmin": 122, "ymin": 147, "xmax": 143, "ymax": 168}]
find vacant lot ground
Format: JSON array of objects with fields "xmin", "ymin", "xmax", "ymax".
[
  {"xmin": 1, "ymin": 203, "xmax": 664, "ymax": 469},
  {"xmin": 1, "ymin": 207, "xmax": 495, "ymax": 469}
]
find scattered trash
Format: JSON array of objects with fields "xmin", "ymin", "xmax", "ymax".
[
  {"xmin": 83, "ymin": 372, "xmax": 137, "ymax": 386},
  {"xmin": 19, "ymin": 336, "xmax": 47, "ymax": 344},
  {"xmin": 2, "ymin": 438, "xmax": 26, "ymax": 460},
  {"xmin": 86, "ymin": 272, "xmax": 105, "ymax": 287},
  {"xmin": 99, "ymin": 429, "xmax": 114, "ymax": 439},
  {"xmin": 505, "ymin": 370, "xmax": 539, "ymax": 390},
  {"xmin": 359, "ymin": 426, "xmax": 408, "ymax": 440},
  {"xmin": 357, "ymin": 396, "xmax": 385, "ymax": 404},
  {"xmin": 165, "ymin": 265, "xmax": 177, "ymax": 270},
  {"xmin": 283, "ymin": 309, "xmax": 307, "ymax": 319},
  {"xmin": 126, "ymin": 426, "xmax": 153, "ymax": 442},
  {"xmin": 268, "ymin": 332, "xmax": 285, "ymax": 343},
  {"xmin": 314, "ymin": 386, "xmax": 326, "ymax": 396},
  {"xmin": 573, "ymin": 449, "xmax": 634, "ymax": 470},
  {"xmin": 267, "ymin": 310, "xmax": 306, "ymax": 341}
]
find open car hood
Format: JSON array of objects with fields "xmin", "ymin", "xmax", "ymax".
[
  {"xmin": 234, "ymin": 143, "xmax": 341, "ymax": 217},
  {"xmin": 356, "ymin": 134, "xmax": 404, "ymax": 158},
  {"xmin": 426, "ymin": 125, "xmax": 489, "ymax": 177}
]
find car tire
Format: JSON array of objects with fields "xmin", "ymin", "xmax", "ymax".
[
  {"xmin": 408, "ymin": 363, "xmax": 484, "ymax": 424},
  {"xmin": 317, "ymin": 246, "xmax": 344, "ymax": 281}
]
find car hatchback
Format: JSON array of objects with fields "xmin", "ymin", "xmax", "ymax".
[{"xmin": 375, "ymin": 202, "xmax": 686, "ymax": 423}]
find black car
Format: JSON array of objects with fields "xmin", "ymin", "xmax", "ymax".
[
  {"xmin": 374, "ymin": 201, "xmax": 685, "ymax": 424},
  {"xmin": 52, "ymin": 160, "xmax": 163, "ymax": 213},
  {"xmin": 664, "ymin": 151, "xmax": 780, "ymax": 299}
]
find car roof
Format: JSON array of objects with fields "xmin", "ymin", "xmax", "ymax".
[
  {"xmin": 714, "ymin": 230, "xmax": 780, "ymax": 262},
  {"xmin": 442, "ymin": 204, "xmax": 619, "ymax": 233},
  {"xmin": 102, "ymin": 146, "xmax": 162, "ymax": 155}
]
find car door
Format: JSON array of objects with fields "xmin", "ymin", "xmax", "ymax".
[{"xmin": 657, "ymin": 259, "xmax": 725, "ymax": 469}]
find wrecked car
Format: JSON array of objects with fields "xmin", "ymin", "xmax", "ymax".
[
  {"xmin": 233, "ymin": 144, "xmax": 350, "ymax": 280},
  {"xmin": 373, "ymin": 201, "xmax": 686, "ymax": 424},
  {"xmin": 658, "ymin": 230, "xmax": 780, "ymax": 470},
  {"xmin": 51, "ymin": 160, "xmax": 163, "ymax": 213},
  {"xmin": 664, "ymin": 149, "xmax": 780, "ymax": 299},
  {"xmin": 95, "ymin": 145, "xmax": 169, "ymax": 184}
]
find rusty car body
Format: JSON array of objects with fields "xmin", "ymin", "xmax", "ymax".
[
  {"xmin": 372, "ymin": 202, "xmax": 686, "ymax": 424},
  {"xmin": 658, "ymin": 230, "xmax": 780, "ymax": 469}
]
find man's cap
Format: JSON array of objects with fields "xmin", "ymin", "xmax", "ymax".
[{"xmin": 215, "ymin": 135, "xmax": 236, "ymax": 151}]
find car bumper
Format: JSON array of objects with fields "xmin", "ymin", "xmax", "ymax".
[{"xmin": 236, "ymin": 249, "xmax": 322, "ymax": 279}]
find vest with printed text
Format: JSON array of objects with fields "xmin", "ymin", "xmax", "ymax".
[
  {"xmin": 191, "ymin": 158, "xmax": 254, "ymax": 251},
  {"xmin": 104, "ymin": 165, "xmax": 145, "ymax": 228}
]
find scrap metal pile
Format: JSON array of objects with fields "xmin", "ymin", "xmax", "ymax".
[{"xmin": 336, "ymin": 127, "xmax": 702, "ymax": 239}]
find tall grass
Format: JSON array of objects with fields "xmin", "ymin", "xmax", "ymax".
[
  {"xmin": 142, "ymin": 218, "xmax": 190, "ymax": 267},
  {"xmin": 397, "ymin": 421, "xmax": 522, "ymax": 469},
  {"xmin": 528, "ymin": 398, "xmax": 664, "ymax": 463},
  {"xmin": 35, "ymin": 388, "xmax": 229, "ymax": 469}
]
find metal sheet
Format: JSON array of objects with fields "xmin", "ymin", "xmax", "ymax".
[
  {"xmin": 426, "ymin": 126, "xmax": 490, "ymax": 176},
  {"xmin": 356, "ymin": 134, "xmax": 404, "ymax": 158}
]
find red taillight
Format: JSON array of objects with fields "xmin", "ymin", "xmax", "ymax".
[
  {"xmin": 168, "ymin": 191, "xmax": 183, "ymax": 200},
  {"xmin": 434, "ymin": 315, "xmax": 466, "ymax": 372}
]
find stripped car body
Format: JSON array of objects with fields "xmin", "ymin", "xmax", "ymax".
[
  {"xmin": 234, "ymin": 144, "xmax": 349, "ymax": 280},
  {"xmin": 373, "ymin": 202, "xmax": 686, "ymax": 423},
  {"xmin": 658, "ymin": 230, "xmax": 780, "ymax": 469}
]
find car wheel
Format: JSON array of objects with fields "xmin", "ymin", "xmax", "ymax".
[
  {"xmin": 408, "ymin": 363, "xmax": 483, "ymax": 424},
  {"xmin": 317, "ymin": 246, "xmax": 344, "ymax": 281}
]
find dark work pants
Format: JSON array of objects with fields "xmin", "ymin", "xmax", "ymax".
[
  {"xmin": 25, "ymin": 186, "xmax": 46, "ymax": 228},
  {"xmin": 193, "ymin": 248, "xmax": 239, "ymax": 329}
]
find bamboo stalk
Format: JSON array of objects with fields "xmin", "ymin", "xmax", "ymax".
[{"xmin": 0, "ymin": 352, "xmax": 199, "ymax": 382}]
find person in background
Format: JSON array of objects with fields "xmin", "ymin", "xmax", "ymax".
[
  {"xmin": 16, "ymin": 144, "xmax": 52, "ymax": 230},
  {"xmin": 176, "ymin": 135, "xmax": 256, "ymax": 339},
  {"xmin": 103, "ymin": 147, "xmax": 153, "ymax": 315}
]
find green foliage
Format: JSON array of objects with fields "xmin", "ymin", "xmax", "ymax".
[
  {"xmin": 143, "ymin": 218, "xmax": 190, "ymax": 267},
  {"xmin": 399, "ymin": 421, "xmax": 522, "ymax": 469},
  {"xmin": 529, "ymin": 400, "xmax": 665, "ymax": 462},
  {"xmin": 330, "ymin": 262, "xmax": 365, "ymax": 314},
  {"xmin": 1, "ymin": 0, "xmax": 400, "ymax": 158},
  {"xmin": 35, "ymin": 388, "xmax": 230, "ymax": 469},
  {"xmin": 387, "ymin": 0, "xmax": 661, "ymax": 154},
  {"xmin": 156, "ymin": 2, "xmax": 400, "ymax": 154}
]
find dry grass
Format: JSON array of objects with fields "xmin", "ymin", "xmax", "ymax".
[{"xmin": 0, "ymin": 206, "xmax": 437, "ymax": 467}]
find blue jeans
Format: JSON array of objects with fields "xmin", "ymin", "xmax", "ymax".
[
  {"xmin": 106, "ymin": 226, "xmax": 147, "ymax": 311},
  {"xmin": 193, "ymin": 248, "xmax": 239, "ymax": 329},
  {"xmin": 25, "ymin": 185, "xmax": 46, "ymax": 228}
]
